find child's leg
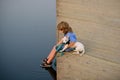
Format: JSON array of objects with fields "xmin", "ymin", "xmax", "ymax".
[
  {"xmin": 47, "ymin": 46, "xmax": 56, "ymax": 59},
  {"xmin": 47, "ymin": 47, "xmax": 57, "ymax": 64},
  {"xmin": 47, "ymin": 44, "xmax": 64, "ymax": 64},
  {"xmin": 45, "ymin": 44, "xmax": 64, "ymax": 64}
]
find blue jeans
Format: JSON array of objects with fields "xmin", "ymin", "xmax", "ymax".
[{"xmin": 56, "ymin": 43, "xmax": 75, "ymax": 52}]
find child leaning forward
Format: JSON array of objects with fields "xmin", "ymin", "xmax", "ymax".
[{"xmin": 40, "ymin": 21, "xmax": 77, "ymax": 67}]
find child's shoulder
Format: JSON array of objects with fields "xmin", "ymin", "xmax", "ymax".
[{"xmin": 66, "ymin": 32, "xmax": 76, "ymax": 36}]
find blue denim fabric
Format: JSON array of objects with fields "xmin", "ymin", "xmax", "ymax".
[
  {"xmin": 56, "ymin": 43, "xmax": 75, "ymax": 52},
  {"xmin": 55, "ymin": 44, "xmax": 64, "ymax": 52},
  {"xmin": 64, "ymin": 48, "xmax": 75, "ymax": 52}
]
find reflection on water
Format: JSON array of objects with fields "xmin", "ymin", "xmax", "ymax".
[{"xmin": 41, "ymin": 67, "xmax": 56, "ymax": 80}]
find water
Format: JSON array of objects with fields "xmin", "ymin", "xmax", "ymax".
[{"xmin": 0, "ymin": 0, "xmax": 56, "ymax": 80}]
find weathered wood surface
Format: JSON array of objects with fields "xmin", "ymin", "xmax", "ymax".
[
  {"xmin": 56, "ymin": 0, "xmax": 120, "ymax": 80},
  {"xmin": 57, "ymin": 0, "xmax": 120, "ymax": 64},
  {"xmin": 57, "ymin": 52, "xmax": 120, "ymax": 80}
]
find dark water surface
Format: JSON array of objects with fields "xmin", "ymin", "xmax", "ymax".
[{"xmin": 0, "ymin": 0, "xmax": 56, "ymax": 80}]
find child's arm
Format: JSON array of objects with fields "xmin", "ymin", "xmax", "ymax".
[
  {"xmin": 60, "ymin": 44, "xmax": 68, "ymax": 52},
  {"xmin": 56, "ymin": 38, "xmax": 63, "ymax": 46},
  {"xmin": 67, "ymin": 42, "xmax": 75, "ymax": 48},
  {"xmin": 56, "ymin": 36, "xmax": 68, "ymax": 45}
]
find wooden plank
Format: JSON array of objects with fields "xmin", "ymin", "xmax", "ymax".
[
  {"xmin": 57, "ymin": 0, "xmax": 120, "ymax": 80},
  {"xmin": 57, "ymin": 16, "xmax": 120, "ymax": 64},
  {"xmin": 57, "ymin": 53, "xmax": 120, "ymax": 80},
  {"xmin": 57, "ymin": 2, "xmax": 120, "ymax": 27},
  {"xmin": 56, "ymin": 0, "xmax": 120, "ymax": 64}
]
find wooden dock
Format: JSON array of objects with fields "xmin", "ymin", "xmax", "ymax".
[
  {"xmin": 56, "ymin": 0, "xmax": 120, "ymax": 80},
  {"xmin": 57, "ymin": 52, "xmax": 120, "ymax": 80}
]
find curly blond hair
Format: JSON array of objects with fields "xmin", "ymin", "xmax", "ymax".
[{"xmin": 57, "ymin": 21, "xmax": 73, "ymax": 34}]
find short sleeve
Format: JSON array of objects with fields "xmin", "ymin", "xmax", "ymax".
[{"xmin": 66, "ymin": 32, "xmax": 77, "ymax": 42}]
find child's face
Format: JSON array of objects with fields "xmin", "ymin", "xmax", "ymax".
[{"xmin": 59, "ymin": 28, "xmax": 63, "ymax": 33}]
